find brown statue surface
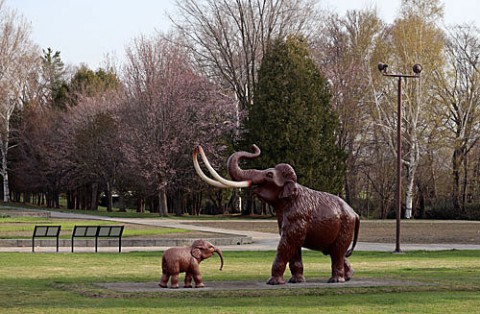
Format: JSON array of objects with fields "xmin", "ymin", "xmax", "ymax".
[
  {"xmin": 194, "ymin": 145, "xmax": 359, "ymax": 284},
  {"xmin": 159, "ymin": 239, "xmax": 224, "ymax": 288}
]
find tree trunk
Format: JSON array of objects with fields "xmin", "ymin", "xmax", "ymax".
[
  {"xmin": 405, "ymin": 163, "xmax": 417, "ymax": 219},
  {"xmin": 2, "ymin": 173, "xmax": 9, "ymax": 203},
  {"xmin": 461, "ymin": 153, "xmax": 468, "ymax": 213},
  {"xmin": 90, "ymin": 183, "xmax": 99, "ymax": 210},
  {"xmin": 417, "ymin": 182, "xmax": 426, "ymax": 219},
  {"xmin": 118, "ymin": 193, "xmax": 126, "ymax": 212},
  {"xmin": 193, "ymin": 192, "xmax": 202, "ymax": 215},
  {"xmin": 1, "ymin": 108, "xmax": 10, "ymax": 203},
  {"xmin": 105, "ymin": 182, "xmax": 113, "ymax": 212},
  {"xmin": 1, "ymin": 150, "xmax": 10, "ymax": 203},
  {"xmin": 67, "ymin": 190, "xmax": 76, "ymax": 209},
  {"xmin": 158, "ymin": 190, "xmax": 168, "ymax": 216},
  {"xmin": 344, "ymin": 169, "xmax": 352, "ymax": 205},
  {"xmin": 452, "ymin": 147, "xmax": 463, "ymax": 212},
  {"xmin": 208, "ymin": 190, "xmax": 223, "ymax": 214},
  {"xmin": 405, "ymin": 110, "xmax": 420, "ymax": 219},
  {"xmin": 243, "ymin": 193, "xmax": 253, "ymax": 216},
  {"xmin": 136, "ymin": 196, "xmax": 145, "ymax": 213}
]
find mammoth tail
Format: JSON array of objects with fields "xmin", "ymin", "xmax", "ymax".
[{"xmin": 345, "ymin": 215, "xmax": 360, "ymax": 258}]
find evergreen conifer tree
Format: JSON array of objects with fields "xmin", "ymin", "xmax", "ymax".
[{"xmin": 245, "ymin": 36, "xmax": 346, "ymax": 193}]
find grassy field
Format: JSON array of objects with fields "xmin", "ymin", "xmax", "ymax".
[
  {"xmin": 1, "ymin": 206, "xmax": 480, "ymax": 312},
  {"xmin": 0, "ymin": 250, "xmax": 479, "ymax": 313},
  {"xmin": 0, "ymin": 216, "xmax": 194, "ymax": 239}
]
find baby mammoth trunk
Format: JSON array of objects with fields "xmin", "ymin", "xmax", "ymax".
[{"xmin": 215, "ymin": 247, "xmax": 224, "ymax": 271}]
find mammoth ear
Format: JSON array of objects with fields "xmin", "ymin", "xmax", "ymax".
[{"xmin": 279, "ymin": 181, "xmax": 298, "ymax": 199}]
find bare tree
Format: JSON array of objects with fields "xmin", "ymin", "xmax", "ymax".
[
  {"xmin": 121, "ymin": 34, "xmax": 236, "ymax": 215},
  {"xmin": 0, "ymin": 0, "xmax": 40, "ymax": 202},
  {"xmin": 432, "ymin": 24, "xmax": 480, "ymax": 212},
  {"xmin": 172, "ymin": 0, "xmax": 321, "ymax": 112},
  {"xmin": 371, "ymin": 0, "xmax": 444, "ymax": 218},
  {"xmin": 314, "ymin": 9, "xmax": 383, "ymax": 211}
]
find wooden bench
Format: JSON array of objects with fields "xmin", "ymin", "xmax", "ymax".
[
  {"xmin": 32, "ymin": 225, "xmax": 62, "ymax": 252},
  {"xmin": 71, "ymin": 225, "xmax": 124, "ymax": 253}
]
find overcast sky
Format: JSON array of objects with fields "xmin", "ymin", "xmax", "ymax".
[{"xmin": 8, "ymin": 0, "xmax": 480, "ymax": 70}]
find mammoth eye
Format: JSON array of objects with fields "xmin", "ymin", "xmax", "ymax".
[{"xmin": 266, "ymin": 172, "xmax": 273, "ymax": 178}]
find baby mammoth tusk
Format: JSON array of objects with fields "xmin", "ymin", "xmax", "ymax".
[
  {"xmin": 197, "ymin": 146, "xmax": 251, "ymax": 188},
  {"xmin": 193, "ymin": 147, "xmax": 231, "ymax": 188}
]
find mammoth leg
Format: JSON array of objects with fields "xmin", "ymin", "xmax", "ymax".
[
  {"xmin": 268, "ymin": 255, "xmax": 287, "ymax": 285},
  {"xmin": 288, "ymin": 247, "xmax": 305, "ymax": 283},
  {"xmin": 184, "ymin": 272, "xmax": 193, "ymax": 288},
  {"xmin": 159, "ymin": 273, "xmax": 169, "ymax": 288},
  {"xmin": 344, "ymin": 258, "xmax": 354, "ymax": 281},
  {"xmin": 328, "ymin": 251, "xmax": 346, "ymax": 283},
  {"xmin": 268, "ymin": 235, "xmax": 302, "ymax": 285}
]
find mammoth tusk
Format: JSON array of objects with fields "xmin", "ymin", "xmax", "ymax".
[
  {"xmin": 197, "ymin": 146, "xmax": 251, "ymax": 188},
  {"xmin": 193, "ymin": 147, "xmax": 231, "ymax": 188}
]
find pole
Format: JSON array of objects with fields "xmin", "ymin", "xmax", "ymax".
[
  {"xmin": 379, "ymin": 63, "xmax": 421, "ymax": 254},
  {"xmin": 395, "ymin": 77, "xmax": 402, "ymax": 253}
]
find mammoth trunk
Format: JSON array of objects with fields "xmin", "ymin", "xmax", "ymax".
[
  {"xmin": 215, "ymin": 247, "xmax": 224, "ymax": 270},
  {"xmin": 227, "ymin": 145, "xmax": 261, "ymax": 181}
]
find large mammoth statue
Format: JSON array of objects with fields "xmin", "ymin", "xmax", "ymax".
[
  {"xmin": 159, "ymin": 239, "xmax": 224, "ymax": 288},
  {"xmin": 193, "ymin": 145, "xmax": 359, "ymax": 284}
]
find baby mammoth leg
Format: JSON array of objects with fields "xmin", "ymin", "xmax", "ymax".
[
  {"xmin": 193, "ymin": 272, "xmax": 205, "ymax": 288},
  {"xmin": 159, "ymin": 273, "xmax": 170, "ymax": 288},
  {"xmin": 184, "ymin": 272, "xmax": 193, "ymax": 288},
  {"xmin": 170, "ymin": 273, "xmax": 180, "ymax": 289}
]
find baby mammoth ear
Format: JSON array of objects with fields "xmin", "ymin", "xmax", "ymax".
[
  {"xmin": 279, "ymin": 181, "xmax": 298, "ymax": 199},
  {"xmin": 191, "ymin": 247, "xmax": 202, "ymax": 260}
]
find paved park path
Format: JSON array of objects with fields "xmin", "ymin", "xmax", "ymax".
[{"xmin": 2, "ymin": 210, "xmax": 480, "ymax": 252}]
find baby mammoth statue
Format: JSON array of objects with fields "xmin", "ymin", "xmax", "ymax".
[
  {"xmin": 159, "ymin": 239, "xmax": 224, "ymax": 289},
  {"xmin": 194, "ymin": 144, "xmax": 360, "ymax": 285}
]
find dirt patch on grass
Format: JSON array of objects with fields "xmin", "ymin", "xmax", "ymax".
[
  {"xmin": 183, "ymin": 220, "xmax": 480, "ymax": 244},
  {"xmin": 98, "ymin": 278, "xmax": 427, "ymax": 293}
]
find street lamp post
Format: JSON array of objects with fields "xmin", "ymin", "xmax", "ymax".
[{"xmin": 378, "ymin": 63, "xmax": 422, "ymax": 253}]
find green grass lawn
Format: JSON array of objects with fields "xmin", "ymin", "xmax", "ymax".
[
  {"xmin": 0, "ymin": 250, "xmax": 479, "ymax": 313},
  {"xmin": 0, "ymin": 216, "xmax": 189, "ymax": 239}
]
